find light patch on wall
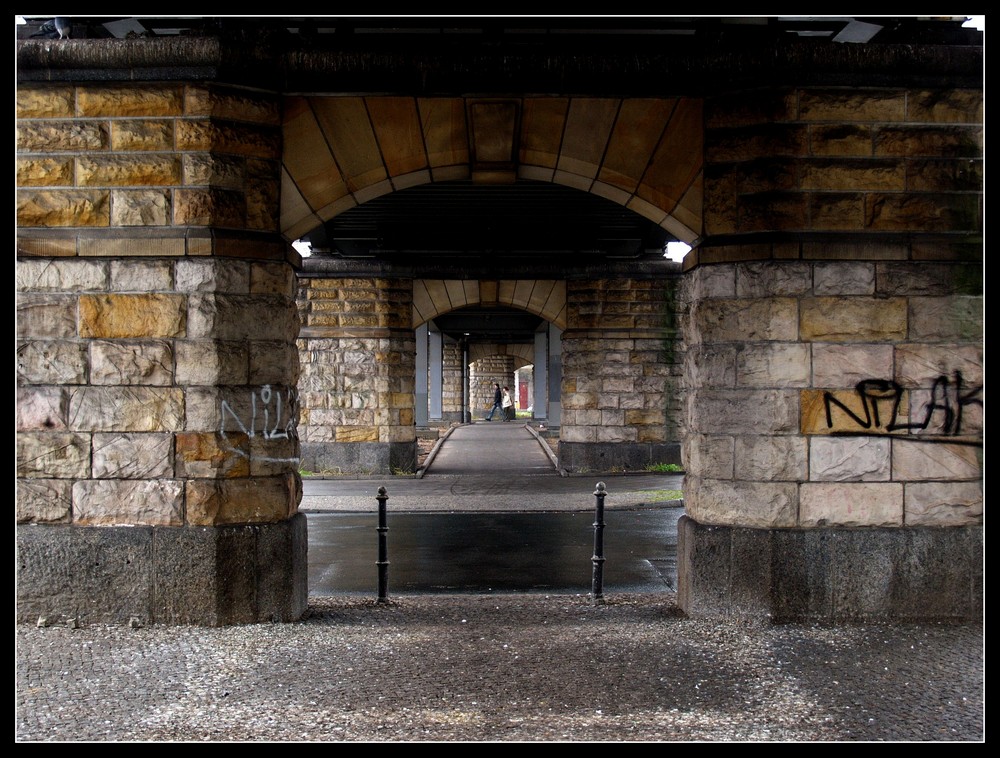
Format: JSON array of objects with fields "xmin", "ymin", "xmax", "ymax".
[{"xmin": 292, "ymin": 239, "xmax": 312, "ymax": 257}]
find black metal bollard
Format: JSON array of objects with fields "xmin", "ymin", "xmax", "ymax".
[
  {"xmin": 591, "ymin": 481, "xmax": 607, "ymax": 606},
  {"xmin": 376, "ymin": 486, "xmax": 389, "ymax": 603}
]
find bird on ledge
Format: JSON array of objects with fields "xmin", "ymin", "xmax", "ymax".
[{"xmin": 30, "ymin": 17, "xmax": 71, "ymax": 40}]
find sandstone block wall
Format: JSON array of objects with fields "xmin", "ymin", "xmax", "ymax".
[
  {"xmin": 297, "ymin": 276, "xmax": 416, "ymax": 472},
  {"xmin": 16, "ymin": 82, "xmax": 306, "ymax": 624},
  {"xmin": 680, "ymin": 259, "xmax": 982, "ymax": 529},
  {"xmin": 559, "ymin": 277, "xmax": 683, "ymax": 471}
]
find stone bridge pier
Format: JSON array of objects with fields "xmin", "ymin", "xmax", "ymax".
[{"xmin": 16, "ymin": 20, "xmax": 982, "ymax": 625}]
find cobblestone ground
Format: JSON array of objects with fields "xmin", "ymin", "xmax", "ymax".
[{"xmin": 16, "ymin": 593, "xmax": 984, "ymax": 743}]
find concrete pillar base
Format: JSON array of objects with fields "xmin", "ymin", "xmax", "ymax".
[
  {"xmin": 300, "ymin": 441, "xmax": 417, "ymax": 475},
  {"xmin": 557, "ymin": 441, "xmax": 681, "ymax": 473},
  {"xmin": 16, "ymin": 514, "xmax": 308, "ymax": 627},
  {"xmin": 677, "ymin": 516, "xmax": 983, "ymax": 623}
]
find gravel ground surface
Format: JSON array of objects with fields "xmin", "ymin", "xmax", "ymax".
[{"xmin": 16, "ymin": 592, "xmax": 984, "ymax": 743}]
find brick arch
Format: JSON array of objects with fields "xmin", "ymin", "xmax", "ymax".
[
  {"xmin": 469, "ymin": 343, "xmax": 534, "ymax": 369},
  {"xmin": 412, "ymin": 279, "xmax": 566, "ymax": 331},
  {"xmin": 280, "ymin": 95, "xmax": 702, "ymax": 245}
]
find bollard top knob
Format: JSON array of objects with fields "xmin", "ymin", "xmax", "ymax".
[
  {"xmin": 377, "ymin": 486, "xmax": 387, "ymax": 496},
  {"xmin": 595, "ymin": 481, "xmax": 606, "ymax": 495}
]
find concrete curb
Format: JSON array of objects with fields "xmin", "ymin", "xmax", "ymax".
[
  {"xmin": 415, "ymin": 424, "xmax": 459, "ymax": 479},
  {"xmin": 523, "ymin": 422, "xmax": 565, "ymax": 475}
]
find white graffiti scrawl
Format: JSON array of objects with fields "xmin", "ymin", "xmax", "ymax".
[{"xmin": 220, "ymin": 385, "xmax": 301, "ymax": 464}]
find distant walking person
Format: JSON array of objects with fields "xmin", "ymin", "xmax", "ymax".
[
  {"xmin": 501, "ymin": 386, "xmax": 514, "ymax": 421},
  {"xmin": 486, "ymin": 383, "xmax": 503, "ymax": 421}
]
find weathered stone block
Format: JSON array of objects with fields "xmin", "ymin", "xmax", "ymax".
[
  {"xmin": 865, "ymin": 193, "xmax": 980, "ymax": 233},
  {"xmin": 874, "ymin": 125, "xmax": 982, "ymax": 158},
  {"xmin": 809, "ymin": 436, "xmax": 891, "ymax": 481},
  {"xmin": 110, "ymin": 190, "xmax": 171, "ymax": 226},
  {"xmin": 800, "ymin": 158, "xmax": 905, "ymax": 191},
  {"xmin": 185, "ymin": 476, "xmax": 295, "ymax": 526},
  {"xmin": 799, "ymin": 296, "xmax": 907, "ymax": 342},
  {"xmin": 809, "ymin": 192, "xmax": 865, "ymax": 230},
  {"xmin": 175, "ymin": 258, "xmax": 251, "ymax": 293},
  {"xmin": 110, "ymin": 120, "xmax": 174, "ymax": 151},
  {"xmin": 683, "ymin": 434, "xmax": 734, "ymax": 479},
  {"xmin": 181, "ymin": 153, "xmax": 245, "ymax": 188},
  {"xmin": 175, "ymin": 120, "xmax": 281, "ymax": 159},
  {"xmin": 80, "ymin": 294, "xmax": 186, "ymax": 338},
  {"xmin": 734, "ymin": 435, "xmax": 808, "ymax": 481},
  {"xmin": 738, "ymin": 192, "xmax": 808, "ymax": 233},
  {"xmin": 17, "ymin": 479, "xmax": 72, "ymax": 523},
  {"xmin": 877, "ymin": 261, "xmax": 982, "ymax": 297},
  {"xmin": 16, "ymin": 340, "xmax": 88, "ymax": 385},
  {"xmin": 799, "ymin": 90, "xmax": 906, "ymax": 122},
  {"xmin": 17, "ymin": 121, "xmax": 108, "ymax": 151},
  {"xmin": 16, "ymin": 86, "xmax": 75, "ymax": 118},
  {"xmin": 706, "ymin": 123, "xmax": 808, "ymax": 162},
  {"xmin": 905, "ymin": 481, "xmax": 982, "ymax": 526},
  {"xmin": 891, "ymin": 440, "xmax": 981, "ymax": 481},
  {"xmin": 92, "ymin": 432, "xmax": 173, "ymax": 479},
  {"xmin": 17, "ymin": 432, "xmax": 90, "ymax": 478},
  {"xmin": 736, "ymin": 343, "xmax": 810, "ymax": 387},
  {"xmin": 251, "ymin": 262, "xmax": 297, "ymax": 297},
  {"xmin": 17, "ymin": 294, "xmax": 77, "ymax": 340},
  {"xmin": 17, "ymin": 189, "xmax": 110, "ymax": 227},
  {"xmin": 17, "ymin": 156, "xmax": 73, "ymax": 186},
  {"xmin": 812, "ymin": 343, "xmax": 893, "ymax": 387},
  {"xmin": 807, "ymin": 124, "xmax": 873, "ymax": 156},
  {"xmin": 735, "ymin": 262, "xmax": 811, "ymax": 297},
  {"xmin": 800, "ymin": 482, "xmax": 903, "ymax": 526},
  {"xmin": 77, "ymin": 85, "xmax": 184, "ymax": 117},
  {"xmin": 68, "ymin": 386, "xmax": 184, "ymax": 432},
  {"xmin": 800, "ymin": 387, "xmax": 910, "ymax": 436},
  {"xmin": 907, "ymin": 158, "xmax": 984, "ymax": 192},
  {"xmin": 175, "ymin": 431, "xmax": 251, "ymax": 478},
  {"xmin": 907, "ymin": 89, "xmax": 983, "ymax": 123},
  {"xmin": 895, "ymin": 343, "xmax": 982, "ymax": 386},
  {"xmin": 186, "ymin": 294, "xmax": 298, "ymax": 341},
  {"xmin": 77, "ymin": 155, "xmax": 181, "ymax": 186},
  {"xmin": 692, "ymin": 298, "xmax": 799, "ymax": 343},
  {"xmin": 17, "ymin": 386, "xmax": 67, "ymax": 430},
  {"xmin": 109, "ymin": 259, "xmax": 173, "ymax": 292},
  {"xmin": 185, "ymin": 86, "xmax": 281, "ymax": 125},
  {"xmin": 173, "ymin": 188, "xmax": 246, "ymax": 227},
  {"xmin": 688, "ymin": 388, "xmax": 799, "ymax": 435},
  {"xmin": 683, "ymin": 344, "xmax": 736, "ymax": 388},
  {"xmin": 17, "ymin": 258, "xmax": 107, "ymax": 293},
  {"xmin": 175, "ymin": 340, "xmax": 249, "ymax": 385},
  {"xmin": 813, "ymin": 262, "xmax": 875, "ymax": 295},
  {"xmin": 89, "ymin": 339, "xmax": 174, "ymax": 386},
  {"xmin": 684, "ymin": 476, "xmax": 797, "ymax": 527}
]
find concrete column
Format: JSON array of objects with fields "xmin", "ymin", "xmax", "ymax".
[
  {"xmin": 533, "ymin": 327, "xmax": 548, "ymax": 421},
  {"xmin": 415, "ymin": 322, "xmax": 428, "ymax": 427},
  {"xmin": 429, "ymin": 325, "xmax": 443, "ymax": 420}
]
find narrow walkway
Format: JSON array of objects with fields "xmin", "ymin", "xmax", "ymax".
[
  {"xmin": 422, "ymin": 421, "xmax": 558, "ymax": 477},
  {"xmin": 300, "ymin": 422, "xmax": 684, "ymax": 513}
]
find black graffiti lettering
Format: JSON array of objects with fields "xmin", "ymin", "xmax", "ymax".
[
  {"xmin": 824, "ymin": 371, "xmax": 982, "ymax": 437},
  {"xmin": 887, "ymin": 370, "xmax": 982, "ymax": 435},
  {"xmin": 824, "ymin": 379, "xmax": 903, "ymax": 431}
]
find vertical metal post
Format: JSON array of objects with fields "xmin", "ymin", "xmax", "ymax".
[
  {"xmin": 376, "ymin": 486, "xmax": 389, "ymax": 603},
  {"xmin": 591, "ymin": 481, "xmax": 607, "ymax": 606}
]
